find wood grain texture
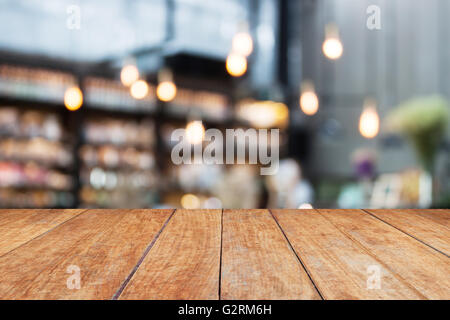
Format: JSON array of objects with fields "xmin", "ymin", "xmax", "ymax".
[
  {"xmin": 0, "ymin": 209, "xmax": 85, "ymax": 257},
  {"xmin": 221, "ymin": 209, "xmax": 321, "ymax": 300},
  {"xmin": 0, "ymin": 209, "xmax": 171, "ymax": 299},
  {"xmin": 411, "ymin": 209, "xmax": 449, "ymax": 228},
  {"xmin": 366, "ymin": 209, "xmax": 450, "ymax": 256},
  {"xmin": 119, "ymin": 209, "xmax": 222, "ymax": 300},
  {"xmin": 272, "ymin": 209, "xmax": 425, "ymax": 299},
  {"xmin": 319, "ymin": 209, "xmax": 450, "ymax": 300}
]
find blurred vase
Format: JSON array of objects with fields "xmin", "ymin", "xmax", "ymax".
[
  {"xmin": 418, "ymin": 171, "xmax": 432, "ymax": 208},
  {"xmin": 385, "ymin": 95, "xmax": 449, "ymax": 208}
]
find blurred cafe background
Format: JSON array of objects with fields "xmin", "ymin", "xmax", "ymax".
[{"xmin": 0, "ymin": 0, "xmax": 448, "ymax": 209}]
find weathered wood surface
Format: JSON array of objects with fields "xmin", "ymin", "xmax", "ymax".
[
  {"xmin": 272, "ymin": 209, "xmax": 426, "ymax": 299},
  {"xmin": 320, "ymin": 209, "xmax": 450, "ymax": 300},
  {"xmin": 0, "ymin": 209, "xmax": 172, "ymax": 299},
  {"xmin": 119, "ymin": 209, "xmax": 222, "ymax": 300},
  {"xmin": 0, "ymin": 209, "xmax": 85, "ymax": 257},
  {"xmin": 221, "ymin": 209, "xmax": 320, "ymax": 300},
  {"xmin": 366, "ymin": 209, "xmax": 450, "ymax": 256},
  {"xmin": 0, "ymin": 208, "xmax": 448, "ymax": 300}
]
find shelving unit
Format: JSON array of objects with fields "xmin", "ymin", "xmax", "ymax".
[
  {"xmin": 0, "ymin": 60, "xmax": 251, "ymax": 208},
  {"xmin": 0, "ymin": 103, "xmax": 75, "ymax": 208}
]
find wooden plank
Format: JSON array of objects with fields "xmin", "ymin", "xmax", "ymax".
[
  {"xmin": 0, "ymin": 209, "xmax": 85, "ymax": 257},
  {"xmin": 221, "ymin": 209, "xmax": 321, "ymax": 300},
  {"xmin": 319, "ymin": 209, "xmax": 450, "ymax": 300},
  {"xmin": 118, "ymin": 209, "xmax": 222, "ymax": 300},
  {"xmin": 376, "ymin": 209, "xmax": 449, "ymax": 228},
  {"xmin": 367, "ymin": 209, "xmax": 450, "ymax": 256},
  {"xmin": 0, "ymin": 209, "xmax": 172, "ymax": 299},
  {"xmin": 272, "ymin": 209, "xmax": 426, "ymax": 299}
]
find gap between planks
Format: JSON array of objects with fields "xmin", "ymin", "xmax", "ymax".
[
  {"xmin": 315, "ymin": 209, "xmax": 427, "ymax": 298},
  {"xmin": 361, "ymin": 209, "xmax": 450, "ymax": 258},
  {"xmin": 316, "ymin": 209, "xmax": 448, "ymax": 299},
  {"xmin": 0, "ymin": 209, "xmax": 89, "ymax": 259},
  {"xmin": 218, "ymin": 209, "xmax": 224, "ymax": 300},
  {"xmin": 112, "ymin": 208, "xmax": 176, "ymax": 300},
  {"xmin": 268, "ymin": 209, "xmax": 325, "ymax": 300}
]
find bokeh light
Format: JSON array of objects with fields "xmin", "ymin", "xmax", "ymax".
[
  {"xmin": 322, "ymin": 38, "xmax": 343, "ymax": 60},
  {"xmin": 300, "ymin": 81, "xmax": 319, "ymax": 116},
  {"xmin": 64, "ymin": 86, "xmax": 83, "ymax": 111},
  {"xmin": 181, "ymin": 193, "xmax": 200, "ymax": 209},
  {"xmin": 322, "ymin": 24, "xmax": 343, "ymax": 60},
  {"xmin": 232, "ymin": 32, "xmax": 253, "ymax": 57},
  {"xmin": 130, "ymin": 80, "xmax": 149, "ymax": 99},
  {"xmin": 226, "ymin": 53, "xmax": 247, "ymax": 77},
  {"xmin": 185, "ymin": 120, "xmax": 205, "ymax": 145},
  {"xmin": 359, "ymin": 100, "xmax": 380, "ymax": 139},
  {"xmin": 156, "ymin": 81, "xmax": 177, "ymax": 102},
  {"xmin": 120, "ymin": 64, "xmax": 139, "ymax": 87}
]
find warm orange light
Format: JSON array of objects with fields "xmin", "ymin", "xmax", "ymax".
[
  {"xmin": 156, "ymin": 81, "xmax": 177, "ymax": 102},
  {"xmin": 185, "ymin": 120, "xmax": 205, "ymax": 145},
  {"xmin": 232, "ymin": 32, "xmax": 253, "ymax": 57},
  {"xmin": 120, "ymin": 64, "xmax": 139, "ymax": 87},
  {"xmin": 226, "ymin": 53, "xmax": 247, "ymax": 77},
  {"xmin": 359, "ymin": 99, "xmax": 380, "ymax": 139},
  {"xmin": 64, "ymin": 86, "xmax": 83, "ymax": 111},
  {"xmin": 130, "ymin": 80, "xmax": 149, "ymax": 99},
  {"xmin": 237, "ymin": 100, "xmax": 289, "ymax": 128},
  {"xmin": 300, "ymin": 81, "xmax": 319, "ymax": 116}
]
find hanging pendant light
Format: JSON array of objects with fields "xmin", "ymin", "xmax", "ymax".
[
  {"xmin": 359, "ymin": 98, "xmax": 380, "ymax": 139},
  {"xmin": 64, "ymin": 86, "xmax": 83, "ymax": 111},
  {"xmin": 156, "ymin": 68, "xmax": 177, "ymax": 102},
  {"xmin": 300, "ymin": 80, "xmax": 319, "ymax": 116},
  {"xmin": 226, "ymin": 53, "xmax": 247, "ymax": 77},
  {"xmin": 322, "ymin": 23, "xmax": 343, "ymax": 60},
  {"xmin": 226, "ymin": 21, "xmax": 251, "ymax": 77}
]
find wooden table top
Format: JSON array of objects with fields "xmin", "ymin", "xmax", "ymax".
[{"xmin": 0, "ymin": 209, "xmax": 448, "ymax": 300}]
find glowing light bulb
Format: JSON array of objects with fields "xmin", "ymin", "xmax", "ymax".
[
  {"xmin": 226, "ymin": 53, "xmax": 247, "ymax": 77},
  {"xmin": 186, "ymin": 120, "xmax": 205, "ymax": 145},
  {"xmin": 322, "ymin": 24, "xmax": 343, "ymax": 60},
  {"xmin": 181, "ymin": 193, "xmax": 200, "ymax": 209},
  {"xmin": 120, "ymin": 64, "xmax": 139, "ymax": 87},
  {"xmin": 359, "ymin": 99, "xmax": 380, "ymax": 139},
  {"xmin": 300, "ymin": 81, "xmax": 319, "ymax": 116},
  {"xmin": 64, "ymin": 86, "xmax": 83, "ymax": 111},
  {"xmin": 130, "ymin": 80, "xmax": 149, "ymax": 99},
  {"xmin": 232, "ymin": 32, "xmax": 253, "ymax": 57},
  {"xmin": 157, "ymin": 81, "xmax": 177, "ymax": 102}
]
